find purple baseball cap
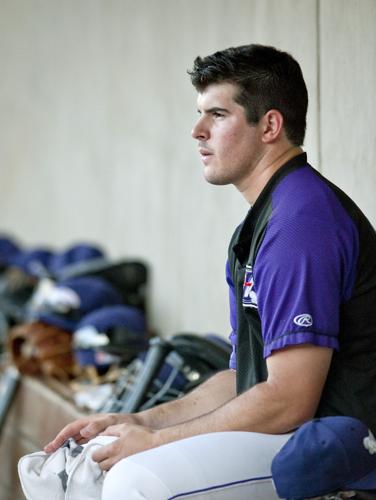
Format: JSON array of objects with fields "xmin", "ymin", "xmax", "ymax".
[
  {"xmin": 73, "ymin": 305, "xmax": 147, "ymax": 367},
  {"xmin": 8, "ymin": 247, "xmax": 53, "ymax": 277},
  {"xmin": 37, "ymin": 276, "xmax": 123, "ymax": 332},
  {"xmin": 75, "ymin": 304, "xmax": 146, "ymax": 334},
  {"xmin": 0, "ymin": 236, "xmax": 21, "ymax": 266},
  {"xmin": 48, "ymin": 243, "xmax": 105, "ymax": 276},
  {"xmin": 272, "ymin": 416, "xmax": 376, "ymax": 499}
]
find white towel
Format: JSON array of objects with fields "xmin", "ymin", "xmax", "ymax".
[{"xmin": 18, "ymin": 435, "xmax": 116, "ymax": 500}]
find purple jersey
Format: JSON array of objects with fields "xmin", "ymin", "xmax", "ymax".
[
  {"xmin": 227, "ymin": 164, "xmax": 359, "ymax": 369},
  {"xmin": 228, "ymin": 152, "xmax": 376, "ymax": 432}
]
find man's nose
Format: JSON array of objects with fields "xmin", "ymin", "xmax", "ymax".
[{"xmin": 191, "ymin": 117, "xmax": 209, "ymax": 140}]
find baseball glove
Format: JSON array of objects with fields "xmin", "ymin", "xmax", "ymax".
[{"xmin": 8, "ymin": 321, "xmax": 77, "ymax": 380}]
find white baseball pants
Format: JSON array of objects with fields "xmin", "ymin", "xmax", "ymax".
[{"xmin": 102, "ymin": 431, "xmax": 292, "ymax": 499}]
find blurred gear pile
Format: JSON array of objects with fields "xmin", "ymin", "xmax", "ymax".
[{"xmin": 0, "ymin": 232, "xmax": 232, "ymax": 418}]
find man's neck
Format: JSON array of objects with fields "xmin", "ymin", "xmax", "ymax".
[{"xmin": 238, "ymin": 145, "xmax": 303, "ymax": 204}]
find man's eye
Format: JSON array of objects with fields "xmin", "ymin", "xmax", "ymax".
[{"xmin": 213, "ymin": 112, "xmax": 224, "ymax": 118}]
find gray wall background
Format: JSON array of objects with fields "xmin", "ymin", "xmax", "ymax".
[{"xmin": 0, "ymin": 0, "xmax": 375, "ymax": 338}]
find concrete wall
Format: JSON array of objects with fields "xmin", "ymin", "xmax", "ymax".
[
  {"xmin": 319, "ymin": 0, "xmax": 376, "ymax": 219},
  {"xmin": 0, "ymin": 0, "xmax": 374, "ymax": 338}
]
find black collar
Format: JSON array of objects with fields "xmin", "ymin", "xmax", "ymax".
[{"xmin": 233, "ymin": 152, "xmax": 308, "ymax": 264}]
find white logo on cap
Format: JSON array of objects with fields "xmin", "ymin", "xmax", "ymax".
[
  {"xmin": 293, "ymin": 314, "xmax": 313, "ymax": 327},
  {"xmin": 47, "ymin": 287, "xmax": 81, "ymax": 313},
  {"xmin": 364, "ymin": 430, "xmax": 376, "ymax": 455}
]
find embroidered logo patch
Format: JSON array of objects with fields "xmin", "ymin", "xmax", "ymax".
[
  {"xmin": 363, "ymin": 430, "xmax": 376, "ymax": 455},
  {"xmin": 242, "ymin": 265, "xmax": 258, "ymax": 309},
  {"xmin": 293, "ymin": 313, "xmax": 313, "ymax": 327}
]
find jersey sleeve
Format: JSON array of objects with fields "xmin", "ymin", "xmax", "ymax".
[
  {"xmin": 226, "ymin": 260, "xmax": 237, "ymax": 369},
  {"xmin": 254, "ymin": 210, "xmax": 358, "ymax": 358}
]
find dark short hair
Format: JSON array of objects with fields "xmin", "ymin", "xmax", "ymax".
[{"xmin": 188, "ymin": 44, "xmax": 308, "ymax": 146}]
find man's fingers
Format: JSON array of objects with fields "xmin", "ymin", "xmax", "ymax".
[
  {"xmin": 99, "ymin": 425, "xmax": 122, "ymax": 436},
  {"xmin": 44, "ymin": 415, "xmax": 120, "ymax": 454},
  {"xmin": 92, "ymin": 441, "xmax": 116, "ymax": 463},
  {"xmin": 98, "ymin": 425, "xmax": 121, "ymax": 437},
  {"xmin": 44, "ymin": 431, "xmax": 73, "ymax": 453},
  {"xmin": 79, "ymin": 415, "xmax": 120, "ymax": 438},
  {"xmin": 93, "ymin": 442, "xmax": 120, "ymax": 471},
  {"xmin": 73, "ymin": 434, "xmax": 90, "ymax": 445},
  {"xmin": 80, "ymin": 422, "xmax": 103, "ymax": 438},
  {"xmin": 97, "ymin": 457, "xmax": 116, "ymax": 471},
  {"xmin": 44, "ymin": 421, "xmax": 93, "ymax": 453}
]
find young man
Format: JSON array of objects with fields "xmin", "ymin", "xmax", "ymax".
[{"xmin": 44, "ymin": 45, "xmax": 376, "ymax": 499}]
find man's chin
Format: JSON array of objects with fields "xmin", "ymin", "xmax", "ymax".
[
  {"xmin": 203, "ymin": 174, "xmax": 230, "ymax": 186},
  {"xmin": 203, "ymin": 168, "xmax": 230, "ymax": 186}
]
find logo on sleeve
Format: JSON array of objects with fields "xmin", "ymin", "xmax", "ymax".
[
  {"xmin": 293, "ymin": 314, "xmax": 313, "ymax": 327},
  {"xmin": 242, "ymin": 265, "xmax": 258, "ymax": 309}
]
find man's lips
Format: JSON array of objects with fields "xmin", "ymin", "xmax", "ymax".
[{"xmin": 198, "ymin": 147, "xmax": 214, "ymax": 162}]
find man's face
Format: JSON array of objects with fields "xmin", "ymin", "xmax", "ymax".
[{"xmin": 192, "ymin": 82, "xmax": 264, "ymax": 188}]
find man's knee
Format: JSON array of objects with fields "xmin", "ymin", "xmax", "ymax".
[{"xmin": 102, "ymin": 457, "xmax": 170, "ymax": 500}]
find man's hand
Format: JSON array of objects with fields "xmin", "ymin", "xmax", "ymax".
[
  {"xmin": 43, "ymin": 370, "xmax": 235, "ymax": 455},
  {"xmin": 44, "ymin": 413, "xmax": 142, "ymax": 454},
  {"xmin": 93, "ymin": 424, "xmax": 160, "ymax": 470}
]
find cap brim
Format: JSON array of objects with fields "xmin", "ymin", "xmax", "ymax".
[
  {"xmin": 38, "ymin": 313, "xmax": 76, "ymax": 332},
  {"xmin": 347, "ymin": 466, "xmax": 376, "ymax": 491}
]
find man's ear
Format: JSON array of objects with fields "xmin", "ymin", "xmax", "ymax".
[{"xmin": 261, "ymin": 109, "xmax": 284, "ymax": 143}]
